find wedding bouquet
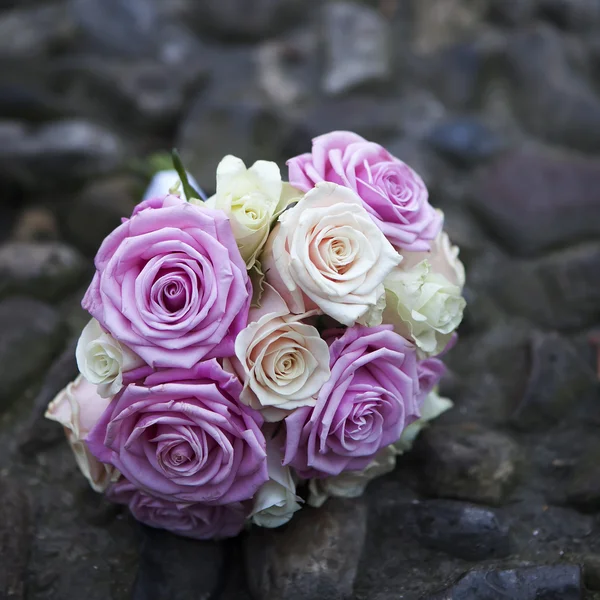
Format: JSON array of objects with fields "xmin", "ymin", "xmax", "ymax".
[{"xmin": 46, "ymin": 131, "xmax": 466, "ymax": 540}]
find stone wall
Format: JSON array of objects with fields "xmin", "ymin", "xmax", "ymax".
[{"xmin": 1, "ymin": 0, "xmax": 600, "ymax": 598}]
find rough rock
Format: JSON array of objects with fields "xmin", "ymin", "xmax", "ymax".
[
  {"xmin": 408, "ymin": 499, "xmax": 511, "ymax": 561},
  {"xmin": 426, "ymin": 564, "xmax": 583, "ymax": 599},
  {"xmin": 245, "ymin": 497, "xmax": 367, "ymax": 600},
  {"xmin": 132, "ymin": 525, "xmax": 225, "ymax": 600},
  {"xmin": 10, "ymin": 206, "xmax": 59, "ymax": 242},
  {"xmin": 0, "ymin": 4, "xmax": 75, "ymax": 58},
  {"xmin": 566, "ymin": 447, "xmax": 600, "ymax": 511},
  {"xmin": 65, "ymin": 176, "xmax": 141, "ymax": 255},
  {"xmin": 0, "ymin": 297, "xmax": 64, "ymax": 406},
  {"xmin": 504, "ymin": 24, "xmax": 600, "ymax": 152},
  {"xmin": 192, "ymin": 0, "xmax": 306, "ymax": 40},
  {"xmin": 427, "ymin": 117, "xmax": 505, "ymax": 166},
  {"xmin": 537, "ymin": 0, "xmax": 600, "ymax": 31},
  {"xmin": 511, "ymin": 331, "xmax": 597, "ymax": 430},
  {"xmin": 415, "ymin": 423, "xmax": 520, "ymax": 505},
  {"xmin": 0, "ymin": 119, "xmax": 124, "ymax": 188},
  {"xmin": 492, "ymin": 242, "xmax": 600, "ymax": 331},
  {"xmin": 322, "ymin": 2, "xmax": 391, "ymax": 95},
  {"xmin": 471, "ymin": 148, "xmax": 600, "ymax": 256},
  {"xmin": 0, "ymin": 241, "xmax": 87, "ymax": 302},
  {"xmin": 71, "ymin": 0, "xmax": 160, "ymax": 58},
  {"xmin": 0, "ymin": 480, "xmax": 31, "ymax": 600}
]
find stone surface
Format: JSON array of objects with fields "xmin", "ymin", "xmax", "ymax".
[
  {"xmin": 245, "ymin": 498, "xmax": 367, "ymax": 600},
  {"xmin": 0, "ymin": 297, "xmax": 63, "ymax": 405},
  {"xmin": 0, "ymin": 4, "xmax": 75, "ymax": 58},
  {"xmin": 428, "ymin": 117, "xmax": 505, "ymax": 166},
  {"xmin": 408, "ymin": 499, "xmax": 511, "ymax": 561},
  {"xmin": 192, "ymin": 0, "xmax": 306, "ymax": 40},
  {"xmin": 426, "ymin": 564, "xmax": 583, "ymax": 599},
  {"xmin": 10, "ymin": 206, "xmax": 59, "ymax": 242},
  {"xmin": 566, "ymin": 448, "xmax": 600, "ymax": 511},
  {"xmin": 132, "ymin": 525, "xmax": 225, "ymax": 600},
  {"xmin": 0, "ymin": 120, "xmax": 124, "ymax": 188},
  {"xmin": 65, "ymin": 176, "xmax": 141, "ymax": 255},
  {"xmin": 415, "ymin": 423, "xmax": 520, "ymax": 505},
  {"xmin": 471, "ymin": 148, "xmax": 600, "ymax": 256},
  {"xmin": 0, "ymin": 241, "xmax": 87, "ymax": 302},
  {"xmin": 322, "ymin": 2, "xmax": 390, "ymax": 95},
  {"xmin": 0, "ymin": 479, "xmax": 31, "ymax": 599},
  {"xmin": 511, "ymin": 331, "xmax": 597, "ymax": 430},
  {"xmin": 504, "ymin": 24, "xmax": 600, "ymax": 152}
]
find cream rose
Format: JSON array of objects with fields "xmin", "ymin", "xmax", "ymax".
[
  {"xmin": 205, "ymin": 155, "xmax": 301, "ymax": 270},
  {"xmin": 250, "ymin": 435, "xmax": 302, "ymax": 528},
  {"xmin": 307, "ymin": 446, "xmax": 397, "ymax": 508},
  {"xmin": 383, "ymin": 259, "xmax": 465, "ymax": 356},
  {"xmin": 394, "ymin": 389, "xmax": 453, "ymax": 453},
  {"xmin": 262, "ymin": 182, "xmax": 402, "ymax": 326},
  {"xmin": 45, "ymin": 376, "xmax": 118, "ymax": 492},
  {"xmin": 227, "ymin": 284, "xmax": 330, "ymax": 422},
  {"xmin": 76, "ymin": 318, "xmax": 144, "ymax": 398}
]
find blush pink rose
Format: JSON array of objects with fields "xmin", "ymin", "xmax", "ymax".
[
  {"xmin": 107, "ymin": 478, "xmax": 247, "ymax": 540},
  {"xmin": 82, "ymin": 194, "xmax": 251, "ymax": 369},
  {"xmin": 87, "ymin": 361, "xmax": 268, "ymax": 505},
  {"xmin": 287, "ymin": 131, "xmax": 442, "ymax": 251},
  {"xmin": 417, "ymin": 356, "xmax": 446, "ymax": 403},
  {"xmin": 283, "ymin": 325, "xmax": 421, "ymax": 478}
]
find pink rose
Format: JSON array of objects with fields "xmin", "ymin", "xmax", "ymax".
[
  {"xmin": 417, "ymin": 356, "xmax": 445, "ymax": 403},
  {"xmin": 107, "ymin": 479, "xmax": 247, "ymax": 540},
  {"xmin": 287, "ymin": 131, "xmax": 442, "ymax": 251},
  {"xmin": 87, "ymin": 361, "xmax": 268, "ymax": 505},
  {"xmin": 82, "ymin": 194, "xmax": 251, "ymax": 369},
  {"xmin": 45, "ymin": 376, "xmax": 117, "ymax": 492},
  {"xmin": 283, "ymin": 325, "xmax": 421, "ymax": 478}
]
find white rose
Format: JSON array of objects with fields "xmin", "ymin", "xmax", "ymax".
[
  {"xmin": 45, "ymin": 375, "xmax": 118, "ymax": 492},
  {"xmin": 394, "ymin": 389, "xmax": 453, "ymax": 453},
  {"xmin": 227, "ymin": 284, "xmax": 330, "ymax": 422},
  {"xmin": 205, "ymin": 155, "xmax": 301, "ymax": 270},
  {"xmin": 76, "ymin": 319, "xmax": 144, "ymax": 398},
  {"xmin": 250, "ymin": 435, "xmax": 303, "ymax": 528},
  {"xmin": 262, "ymin": 182, "xmax": 402, "ymax": 326},
  {"xmin": 307, "ymin": 446, "xmax": 397, "ymax": 508},
  {"xmin": 401, "ymin": 218, "xmax": 465, "ymax": 289},
  {"xmin": 383, "ymin": 260, "xmax": 465, "ymax": 356}
]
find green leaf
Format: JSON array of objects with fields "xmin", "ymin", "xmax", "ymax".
[{"xmin": 171, "ymin": 149, "xmax": 204, "ymax": 202}]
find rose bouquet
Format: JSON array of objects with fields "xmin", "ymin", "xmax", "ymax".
[{"xmin": 46, "ymin": 131, "xmax": 466, "ymax": 539}]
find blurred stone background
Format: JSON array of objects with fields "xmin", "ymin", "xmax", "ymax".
[{"xmin": 1, "ymin": 0, "xmax": 600, "ymax": 598}]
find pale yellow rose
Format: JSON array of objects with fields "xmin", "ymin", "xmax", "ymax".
[
  {"xmin": 205, "ymin": 155, "xmax": 301, "ymax": 269},
  {"xmin": 45, "ymin": 376, "xmax": 118, "ymax": 492}
]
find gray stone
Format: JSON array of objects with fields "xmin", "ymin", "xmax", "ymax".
[
  {"xmin": 132, "ymin": 525, "xmax": 225, "ymax": 600},
  {"xmin": 415, "ymin": 423, "xmax": 520, "ymax": 505},
  {"xmin": 0, "ymin": 480, "xmax": 31, "ymax": 600},
  {"xmin": 471, "ymin": 148, "xmax": 600, "ymax": 257},
  {"xmin": 65, "ymin": 176, "xmax": 142, "ymax": 255},
  {"xmin": 537, "ymin": 0, "xmax": 600, "ymax": 31},
  {"xmin": 566, "ymin": 447, "xmax": 600, "ymax": 511},
  {"xmin": 0, "ymin": 297, "xmax": 64, "ymax": 406},
  {"xmin": 426, "ymin": 564, "xmax": 583, "ymax": 600},
  {"xmin": 492, "ymin": 242, "xmax": 600, "ymax": 331},
  {"xmin": 488, "ymin": 0, "xmax": 536, "ymax": 24},
  {"xmin": 0, "ymin": 119, "xmax": 124, "ymax": 188},
  {"xmin": 0, "ymin": 4, "xmax": 75, "ymax": 58},
  {"xmin": 10, "ymin": 207, "xmax": 59, "ymax": 242},
  {"xmin": 0, "ymin": 241, "xmax": 87, "ymax": 302},
  {"xmin": 193, "ymin": 0, "xmax": 306, "ymax": 40},
  {"xmin": 0, "ymin": 84, "xmax": 66, "ymax": 123},
  {"xmin": 322, "ymin": 2, "xmax": 391, "ymax": 96},
  {"xmin": 427, "ymin": 117, "xmax": 505, "ymax": 166},
  {"xmin": 245, "ymin": 497, "xmax": 367, "ymax": 600},
  {"xmin": 504, "ymin": 24, "xmax": 600, "ymax": 153},
  {"xmin": 72, "ymin": 0, "xmax": 160, "ymax": 58},
  {"xmin": 409, "ymin": 499, "xmax": 511, "ymax": 561},
  {"xmin": 511, "ymin": 331, "xmax": 597, "ymax": 431}
]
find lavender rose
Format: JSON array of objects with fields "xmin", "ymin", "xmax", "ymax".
[
  {"xmin": 87, "ymin": 361, "xmax": 268, "ymax": 505},
  {"xmin": 82, "ymin": 193, "xmax": 251, "ymax": 369},
  {"xmin": 283, "ymin": 325, "xmax": 421, "ymax": 477},
  {"xmin": 287, "ymin": 131, "xmax": 442, "ymax": 252},
  {"xmin": 108, "ymin": 478, "xmax": 247, "ymax": 540}
]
